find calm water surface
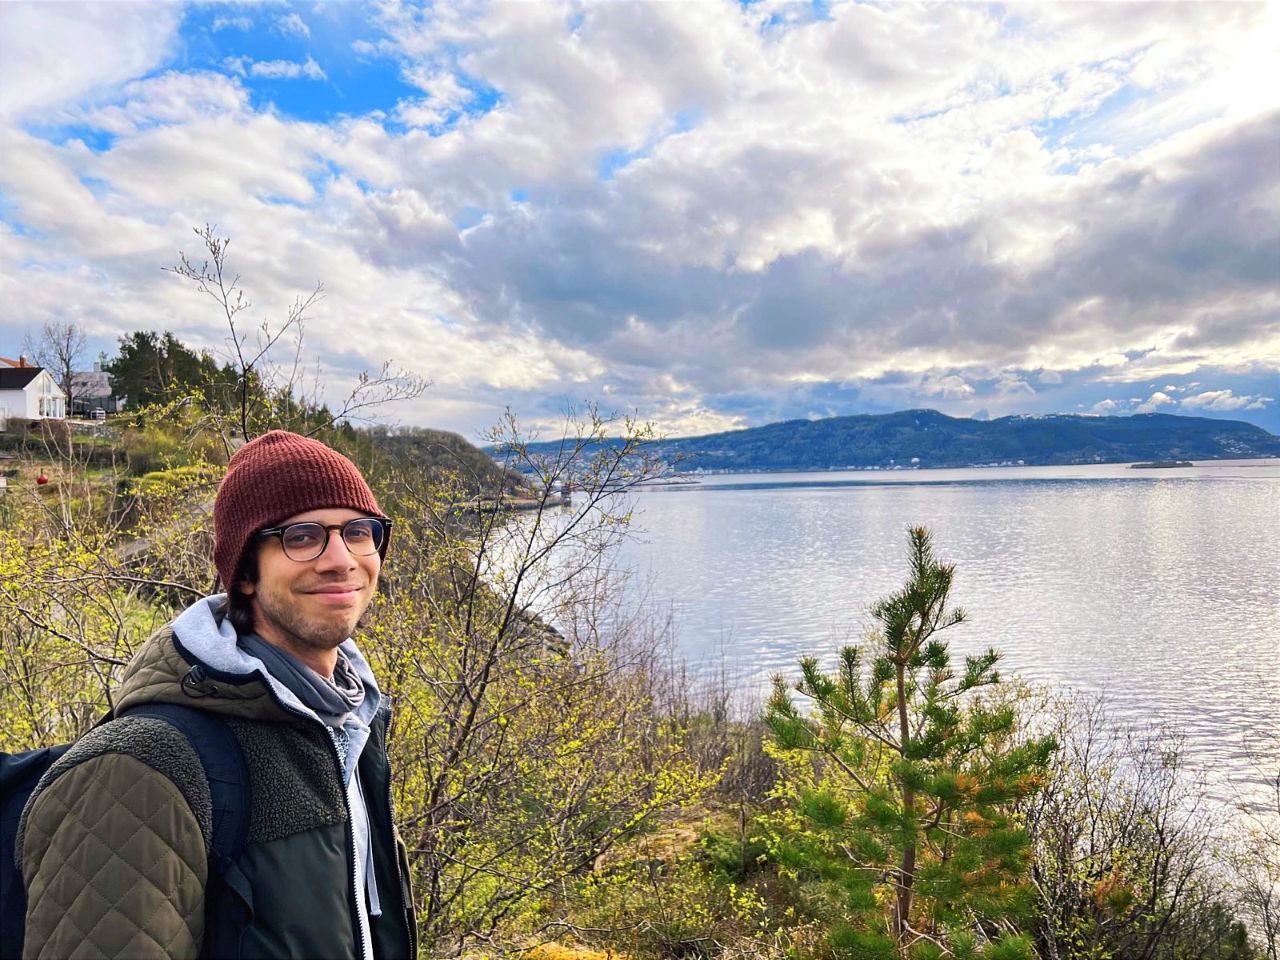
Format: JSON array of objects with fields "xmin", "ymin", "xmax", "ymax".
[{"xmin": 610, "ymin": 460, "xmax": 1280, "ymax": 810}]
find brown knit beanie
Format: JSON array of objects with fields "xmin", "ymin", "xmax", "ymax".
[{"xmin": 213, "ymin": 430, "xmax": 385, "ymax": 591}]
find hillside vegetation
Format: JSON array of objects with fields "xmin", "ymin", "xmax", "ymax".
[
  {"xmin": 360, "ymin": 424, "xmax": 525, "ymax": 495},
  {"xmin": 518, "ymin": 409, "xmax": 1280, "ymax": 472}
]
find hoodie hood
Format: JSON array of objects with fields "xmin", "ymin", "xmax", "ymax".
[{"xmin": 116, "ymin": 594, "xmax": 382, "ymax": 745}]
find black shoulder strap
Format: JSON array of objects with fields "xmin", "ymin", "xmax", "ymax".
[
  {"xmin": 2, "ymin": 745, "xmax": 73, "ymax": 960},
  {"xmin": 123, "ymin": 703, "xmax": 250, "ymax": 867},
  {"xmin": 121, "ymin": 703, "xmax": 255, "ymax": 956}
]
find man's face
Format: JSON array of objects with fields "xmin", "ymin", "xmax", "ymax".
[{"xmin": 240, "ymin": 507, "xmax": 382, "ymax": 654}]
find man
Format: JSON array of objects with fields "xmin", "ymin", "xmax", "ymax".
[{"xmin": 17, "ymin": 430, "xmax": 416, "ymax": 959}]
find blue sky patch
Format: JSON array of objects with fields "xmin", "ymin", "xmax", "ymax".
[
  {"xmin": 175, "ymin": 3, "xmax": 421, "ymax": 124},
  {"xmin": 597, "ymin": 109, "xmax": 703, "ymax": 181},
  {"xmin": 78, "ymin": 176, "xmax": 112, "ymax": 201},
  {"xmin": 453, "ymin": 206, "xmax": 490, "ymax": 231},
  {"xmin": 26, "ymin": 124, "xmax": 118, "ymax": 153},
  {"xmin": 305, "ymin": 160, "xmax": 342, "ymax": 199},
  {"xmin": 0, "ymin": 190, "xmax": 35, "ymax": 237},
  {"xmin": 1043, "ymin": 83, "xmax": 1154, "ymax": 158},
  {"xmin": 460, "ymin": 80, "xmax": 503, "ymax": 119},
  {"xmin": 598, "ymin": 146, "xmax": 646, "ymax": 181}
]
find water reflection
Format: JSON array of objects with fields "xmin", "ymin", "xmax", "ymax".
[{"xmin": 611, "ymin": 461, "xmax": 1280, "ymax": 813}]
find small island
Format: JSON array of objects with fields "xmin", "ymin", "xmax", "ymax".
[{"xmin": 1130, "ymin": 460, "xmax": 1195, "ymax": 469}]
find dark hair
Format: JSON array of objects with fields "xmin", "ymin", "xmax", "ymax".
[{"xmin": 225, "ymin": 548, "xmax": 259, "ymax": 634}]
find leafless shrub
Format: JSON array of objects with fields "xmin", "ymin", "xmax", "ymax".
[
  {"xmin": 166, "ymin": 224, "xmax": 428, "ymax": 443},
  {"xmin": 1020, "ymin": 692, "xmax": 1254, "ymax": 960}
]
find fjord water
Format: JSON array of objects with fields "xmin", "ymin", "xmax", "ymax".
[{"xmin": 612, "ymin": 460, "xmax": 1280, "ymax": 809}]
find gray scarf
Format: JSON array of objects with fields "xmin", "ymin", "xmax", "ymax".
[{"xmin": 237, "ymin": 633, "xmax": 366, "ymax": 728}]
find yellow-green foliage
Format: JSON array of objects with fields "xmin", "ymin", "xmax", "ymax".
[
  {"xmin": 126, "ymin": 463, "xmax": 223, "ymax": 497},
  {"xmin": 119, "ymin": 456, "xmax": 224, "ymax": 594},
  {"xmin": 1, "ymin": 424, "xmax": 735, "ymax": 956},
  {"xmin": 0, "ymin": 487, "xmax": 167, "ymax": 749},
  {"xmin": 116, "ymin": 403, "xmax": 229, "ymax": 475},
  {"xmin": 363, "ymin": 482, "xmax": 722, "ymax": 947},
  {"xmin": 572, "ymin": 827, "xmax": 775, "ymax": 958},
  {"xmin": 524, "ymin": 944, "xmax": 628, "ymax": 960}
]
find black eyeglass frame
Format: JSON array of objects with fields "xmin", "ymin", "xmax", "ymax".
[{"xmin": 256, "ymin": 517, "xmax": 393, "ymax": 562}]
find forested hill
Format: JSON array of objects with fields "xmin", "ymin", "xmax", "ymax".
[
  {"xmin": 519, "ymin": 411, "xmax": 1280, "ymax": 472},
  {"xmin": 361, "ymin": 426, "xmax": 525, "ymax": 492}
]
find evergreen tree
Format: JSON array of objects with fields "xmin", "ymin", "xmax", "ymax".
[
  {"xmin": 765, "ymin": 527, "xmax": 1056, "ymax": 959},
  {"xmin": 104, "ymin": 330, "xmax": 230, "ymax": 409}
]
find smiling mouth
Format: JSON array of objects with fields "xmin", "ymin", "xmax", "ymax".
[
  {"xmin": 304, "ymin": 580, "xmax": 365, "ymax": 592},
  {"xmin": 304, "ymin": 586, "xmax": 365, "ymax": 602}
]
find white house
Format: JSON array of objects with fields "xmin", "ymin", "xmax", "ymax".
[{"xmin": 0, "ymin": 364, "xmax": 66, "ymax": 426}]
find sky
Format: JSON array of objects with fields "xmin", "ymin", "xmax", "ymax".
[{"xmin": 1, "ymin": 1, "xmax": 1277, "ymax": 440}]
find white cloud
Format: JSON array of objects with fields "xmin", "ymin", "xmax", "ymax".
[
  {"xmin": 995, "ymin": 373, "xmax": 1036, "ymax": 396},
  {"xmin": 1134, "ymin": 390, "xmax": 1176, "ymax": 413},
  {"xmin": 630, "ymin": 396, "xmax": 746, "ymax": 438},
  {"xmin": 394, "ymin": 69, "xmax": 473, "ymax": 128},
  {"xmin": 1091, "ymin": 399, "xmax": 1120, "ymax": 415},
  {"xmin": 277, "ymin": 13, "xmax": 310, "ymax": 39},
  {"xmin": 920, "ymin": 375, "xmax": 976, "ymax": 400},
  {"xmin": 1, "ymin": 2, "xmax": 1278, "ymax": 435},
  {"xmin": 67, "ymin": 71, "xmax": 248, "ymax": 135},
  {"xmin": 212, "ymin": 16, "xmax": 252, "ymax": 32},
  {"xmin": 1180, "ymin": 389, "xmax": 1274, "ymax": 412},
  {"xmin": 0, "ymin": 3, "xmax": 180, "ymax": 120},
  {"xmin": 351, "ymin": 38, "xmax": 396, "ymax": 58},
  {"xmin": 249, "ymin": 57, "xmax": 326, "ymax": 81}
]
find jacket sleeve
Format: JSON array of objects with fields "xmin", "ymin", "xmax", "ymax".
[{"xmin": 20, "ymin": 751, "xmax": 208, "ymax": 959}]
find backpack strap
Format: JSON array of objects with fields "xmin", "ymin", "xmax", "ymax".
[
  {"xmin": 122, "ymin": 703, "xmax": 250, "ymax": 866},
  {"xmin": 7, "ymin": 706, "xmax": 252, "ymax": 960},
  {"xmin": 122, "ymin": 704, "xmax": 254, "ymax": 957},
  {"xmin": 1, "ymin": 746, "xmax": 72, "ymax": 960}
]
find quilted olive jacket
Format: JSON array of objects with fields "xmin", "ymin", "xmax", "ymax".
[{"xmin": 17, "ymin": 612, "xmax": 417, "ymax": 959}]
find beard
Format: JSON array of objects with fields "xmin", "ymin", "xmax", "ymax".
[{"xmin": 250, "ymin": 578, "xmax": 371, "ymax": 653}]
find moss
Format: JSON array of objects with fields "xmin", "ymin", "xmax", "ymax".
[{"xmin": 126, "ymin": 463, "xmax": 222, "ymax": 496}]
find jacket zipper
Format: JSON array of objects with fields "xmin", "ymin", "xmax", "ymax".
[
  {"xmin": 334, "ymin": 742, "xmax": 372, "ymax": 960},
  {"xmin": 380, "ymin": 704, "xmax": 418, "ymax": 958},
  {"xmin": 236, "ymin": 675, "xmax": 372, "ymax": 960}
]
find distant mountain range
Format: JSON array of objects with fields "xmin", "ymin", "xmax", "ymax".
[{"xmin": 513, "ymin": 410, "xmax": 1280, "ymax": 472}]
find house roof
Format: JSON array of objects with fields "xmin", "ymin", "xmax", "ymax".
[
  {"xmin": 72, "ymin": 370, "xmax": 114, "ymax": 399},
  {"xmin": 0, "ymin": 368, "xmax": 43, "ymax": 390}
]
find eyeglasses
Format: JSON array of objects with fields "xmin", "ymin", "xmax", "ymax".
[{"xmin": 257, "ymin": 517, "xmax": 392, "ymax": 562}]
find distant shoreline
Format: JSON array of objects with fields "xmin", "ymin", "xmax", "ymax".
[{"xmin": 670, "ymin": 455, "xmax": 1279, "ymax": 477}]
